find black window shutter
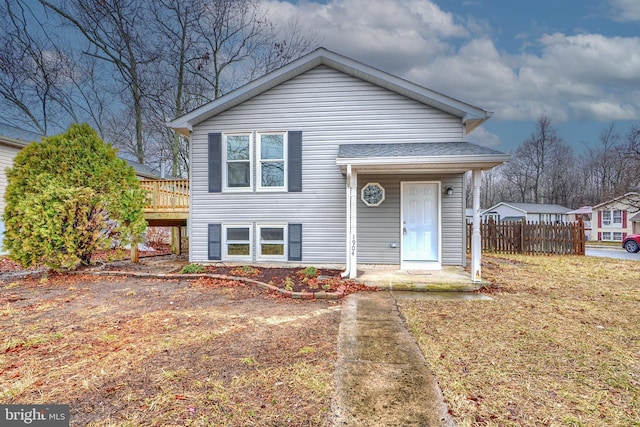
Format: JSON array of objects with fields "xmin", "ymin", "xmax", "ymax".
[
  {"xmin": 208, "ymin": 133, "xmax": 222, "ymax": 193},
  {"xmin": 288, "ymin": 223, "xmax": 302, "ymax": 261},
  {"xmin": 288, "ymin": 131, "xmax": 302, "ymax": 192},
  {"xmin": 208, "ymin": 224, "xmax": 222, "ymax": 260}
]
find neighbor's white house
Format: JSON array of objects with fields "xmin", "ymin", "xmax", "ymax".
[
  {"xmin": 168, "ymin": 48, "xmax": 509, "ymax": 280},
  {"xmin": 592, "ymin": 192, "xmax": 640, "ymax": 241},
  {"xmin": 567, "ymin": 206, "xmax": 593, "ymax": 240},
  {"xmin": 481, "ymin": 202, "xmax": 571, "ymax": 224},
  {"xmin": 0, "ymin": 123, "xmax": 41, "ymax": 252}
]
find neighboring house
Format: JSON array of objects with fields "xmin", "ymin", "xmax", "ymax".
[
  {"xmin": 169, "ymin": 48, "xmax": 508, "ymax": 279},
  {"xmin": 481, "ymin": 202, "xmax": 571, "ymax": 224},
  {"xmin": 592, "ymin": 192, "xmax": 640, "ymax": 241},
  {"xmin": 126, "ymin": 158, "xmax": 161, "ymax": 180},
  {"xmin": 0, "ymin": 123, "xmax": 42, "ymax": 252},
  {"xmin": 567, "ymin": 206, "xmax": 593, "ymax": 240}
]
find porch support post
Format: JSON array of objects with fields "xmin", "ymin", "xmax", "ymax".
[
  {"xmin": 471, "ymin": 169, "xmax": 482, "ymax": 282},
  {"xmin": 131, "ymin": 235, "xmax": 140, "ymax": 263},
  {"xmin": 171, "ymin": 226, "xmax": 181, "ymax": 256},
  {"xmin": 348, "ymin": 167, "xmax": 358, "ymax": 279}
]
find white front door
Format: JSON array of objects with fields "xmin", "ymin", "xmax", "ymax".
[{"xmin": 401, "ymin": 182, "xmax": 440, "ymax": 269}]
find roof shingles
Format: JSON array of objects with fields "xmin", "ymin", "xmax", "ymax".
[{"xmin": 337, "ymin": 142, "xmax": 505, "ymax": 159}]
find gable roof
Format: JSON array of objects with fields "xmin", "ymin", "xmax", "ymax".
[
  {"xmin": 482, "ymin": 202, "xmax": 571, "ymax": 215},
  {"xmin": 0, "ymin": 123, "xmax": 42, "ymax": 148},
  {"xmin": 567, "ymin": 206, "xmax": 592, "ymax": 215},
  {"xmin": 168, "ymin": 47, "xmax": 493, "ymax": 136},
  {"xmin": 592, "ymin": 192, "xmax": 640, "ymax": 209}
]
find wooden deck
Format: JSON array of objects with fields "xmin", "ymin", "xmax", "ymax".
[{"xmin": 140, "ymin": 179, "xmax": 189, "ymax": 226}]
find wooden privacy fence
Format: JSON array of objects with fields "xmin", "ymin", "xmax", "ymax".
[{"xmin": 467, "ymin": 219, "xmax": 585, "ymax": 255}]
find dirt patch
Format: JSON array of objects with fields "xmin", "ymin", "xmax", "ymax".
[{"xmin": 0, "ymin": 273, "xmax": 342, "ymax": 425}]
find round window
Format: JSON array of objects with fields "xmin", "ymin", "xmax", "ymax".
[{"xmin": 361, "ymin": 182, "xmax": 385, "ymax": 207}]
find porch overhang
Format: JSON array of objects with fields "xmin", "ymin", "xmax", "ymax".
[
  {"xmin": 337, "ymin": 142, "xmax": 509, "ymax": 283},
  {"xmin": 336, "ymin": 142, "xmax": 510, "ymax": 173}
]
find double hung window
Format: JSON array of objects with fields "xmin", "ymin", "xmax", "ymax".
[
  {"xmin": 257, "ymin": 225, "xmax": 286, "ymax": 261},
  {"xmin": 257, "ymin": 133, "xmax": 287, "ymax": 190},
  {"xmin": 222, "ymin": 131, "xmax": 287, "ymax": 191},
  {"xmin": 602, "ymin": 210, "xmax": 622, "ymax": 227},
  {"xmin": 224, "ymin": 134, "xmax": 252, "ymax": 190},
  {"xmin": 223, "ymin": 224, "xmax": 252, "ymax": 260}
]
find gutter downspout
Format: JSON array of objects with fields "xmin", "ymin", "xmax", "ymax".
[
  {"xmin": 341, "ymin": 164, "xmax": 352, "ymax": 278},
  {"xmin": 472, "ymin": 169, "xmax": 482, "ymax": 282}
]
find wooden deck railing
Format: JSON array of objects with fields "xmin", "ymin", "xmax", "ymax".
[{"xmin": 140, "ymin": 179, "xmax": 189, "ymax": 213}]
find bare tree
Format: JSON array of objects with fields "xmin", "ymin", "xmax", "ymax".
[
  {"xmin": 39, "ymin": 0, "xmax": 160, "ymax": 164},
  {"xmin": 0, "ymin": 0, "xmax": 73, "ymax": 134},
  {"xmin": 148, "ymin": 0, "xmax": 317, "ymax": 176}
]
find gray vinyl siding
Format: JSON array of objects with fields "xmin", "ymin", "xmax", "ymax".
[
  {"xmin": 189, "ymin": 65, "xmax": 464, "ymax": 264},
  {"xmin": 357, "ymin": 174, "xmax": 465, "ymax": 266},
  {"xmin": 0, "ymin": 144, "xmax": 22, "ymax": 253}
]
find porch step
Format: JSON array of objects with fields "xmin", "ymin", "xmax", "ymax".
[{"xmin": 356, "ymin": 266, "xmax": 489, "ymax": 292}]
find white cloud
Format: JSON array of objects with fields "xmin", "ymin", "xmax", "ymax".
[
  {"xmin": 264, "ymin": 0, "xmax": 467, "ymax": 74},
  {"xmin": 262, "ymin": 0, "xmax": 640, "ymax": 124},
  {"xmin": 467, "ymin": 125, "xmax": 501, "ymax": 148},
  {"xmin": 609, "ymin": 0, "xmax": 640, "ymax": 21}
]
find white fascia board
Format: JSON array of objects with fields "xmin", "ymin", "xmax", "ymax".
[
  {"xmin": 592, "ymin": 191, "xmax": 640, "ymax": 209},
  {"xmin": 168, "ymin": 48, "xmax": 493, "ymax": 133},
  {"xmin": 167, "ymin": 51, "xmax": 326, "ymax": 132},
  {"xmin": 481, "ymin": 202, "xmax": 527, "ymax": 217},
  {"xmin": 323, "ymin": 51, "xmax": 492, "ymax": 121},
  {"xmin": 0, "ymin": 137, "xmax": 30, "ymax": 149},
  {"xmin": 336, "ymin": 154, "xmax": 509, "ymax": 167}
]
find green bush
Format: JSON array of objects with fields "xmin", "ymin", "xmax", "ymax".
[
  {"xmin": 180, "ymin": 263, "xmax": 205, "ymax": 274},
  {"xmin": 299, "ymin": 266, "xmax": 318, "ymax": 278},
  {"xmin": 3, "ymin": 124, "xmax": 146, "ymax": 270}
]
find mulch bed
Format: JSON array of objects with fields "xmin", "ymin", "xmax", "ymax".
[{"xmin": 202, "ymin": 265, "xmax": 376, "ymax": 295}]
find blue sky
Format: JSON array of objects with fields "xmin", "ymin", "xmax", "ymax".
[{"xmin": 267, "ymin": 0, "xmax": 640, "ymax": 153}]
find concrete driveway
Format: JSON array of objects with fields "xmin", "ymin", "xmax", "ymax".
[{"xmin": 586, "ymin": 246, "xmax": 640, "ymax": 261}]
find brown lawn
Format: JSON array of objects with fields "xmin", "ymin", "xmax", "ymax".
[
  {"xmin": 0, "ymin": 273, "xmax": 341, "ymax": 426},
  {"xmin": 400, "ymin": 254, "xmax": 640, "ymax": 426}
]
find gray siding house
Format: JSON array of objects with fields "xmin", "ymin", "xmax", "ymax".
[{"xmin": 169, "ymin": 48, "xmax": 508, "ymax": 279}]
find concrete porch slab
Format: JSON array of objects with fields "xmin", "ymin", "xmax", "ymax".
[{"xmin": 357, "ymin": 265, "xmax": 490, "ymax": 292}]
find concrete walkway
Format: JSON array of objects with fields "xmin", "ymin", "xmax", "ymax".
[{"xmin": 330, "ymin": 291, "xmax": 454, "ymax": 426}]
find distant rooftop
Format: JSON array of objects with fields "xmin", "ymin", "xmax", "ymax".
[
  {"xmin": 500, "ymin": 202, "xmax": 571, "ymax": 214},
  {"xmin": 0, "ymin": 123, "xmax": 42, "ymax": 146},
  {"xmin": 125, "ymin": 159, "xmax": 160, "ymax": 179}
]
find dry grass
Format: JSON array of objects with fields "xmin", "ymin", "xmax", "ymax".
[
  {"xmin": 399, "ymin": 254, "xmax": 640, "ymax": 426},
  {"xmin": 0, "ymin": 275, "xmax": 340, "ymax": 426}
]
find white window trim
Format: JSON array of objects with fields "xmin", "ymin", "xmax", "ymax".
[
  {"xmin": 602, "ymin": 231, "xmax": 612, "ymax": 241},
  {"xmin": 222, "ymin": 224, "xmax": 253, "ymax": 261},
  {"xmin": 223, "ymin": 132, "xmax": 253, "ymax": 192},
  {"xmin": 256, "ymin": 223, "xmax": 287, "ymax": 261},
  {"xmin": 602, "ymin": 209, "xmax": 622, "ymax": 228},
  {"xmin": 612, "ymin": 210, "xmax": 622, "ymax": 226},
  {"xmin": 256, "ymin": 131, "xmax": 287, "ymax": 192},
  {"xmin": 612, "ymin": 231, "xmax": 623, "ymax": 241}
]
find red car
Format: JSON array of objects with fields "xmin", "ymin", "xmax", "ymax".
[{"xmin": 622, "ymin": 234, "xmax": 640, "ymax": 253}]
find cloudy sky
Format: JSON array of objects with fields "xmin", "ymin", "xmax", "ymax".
[{"xmin": 265, "ymin": 0, "xmax": 640, "ymax": 152}]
